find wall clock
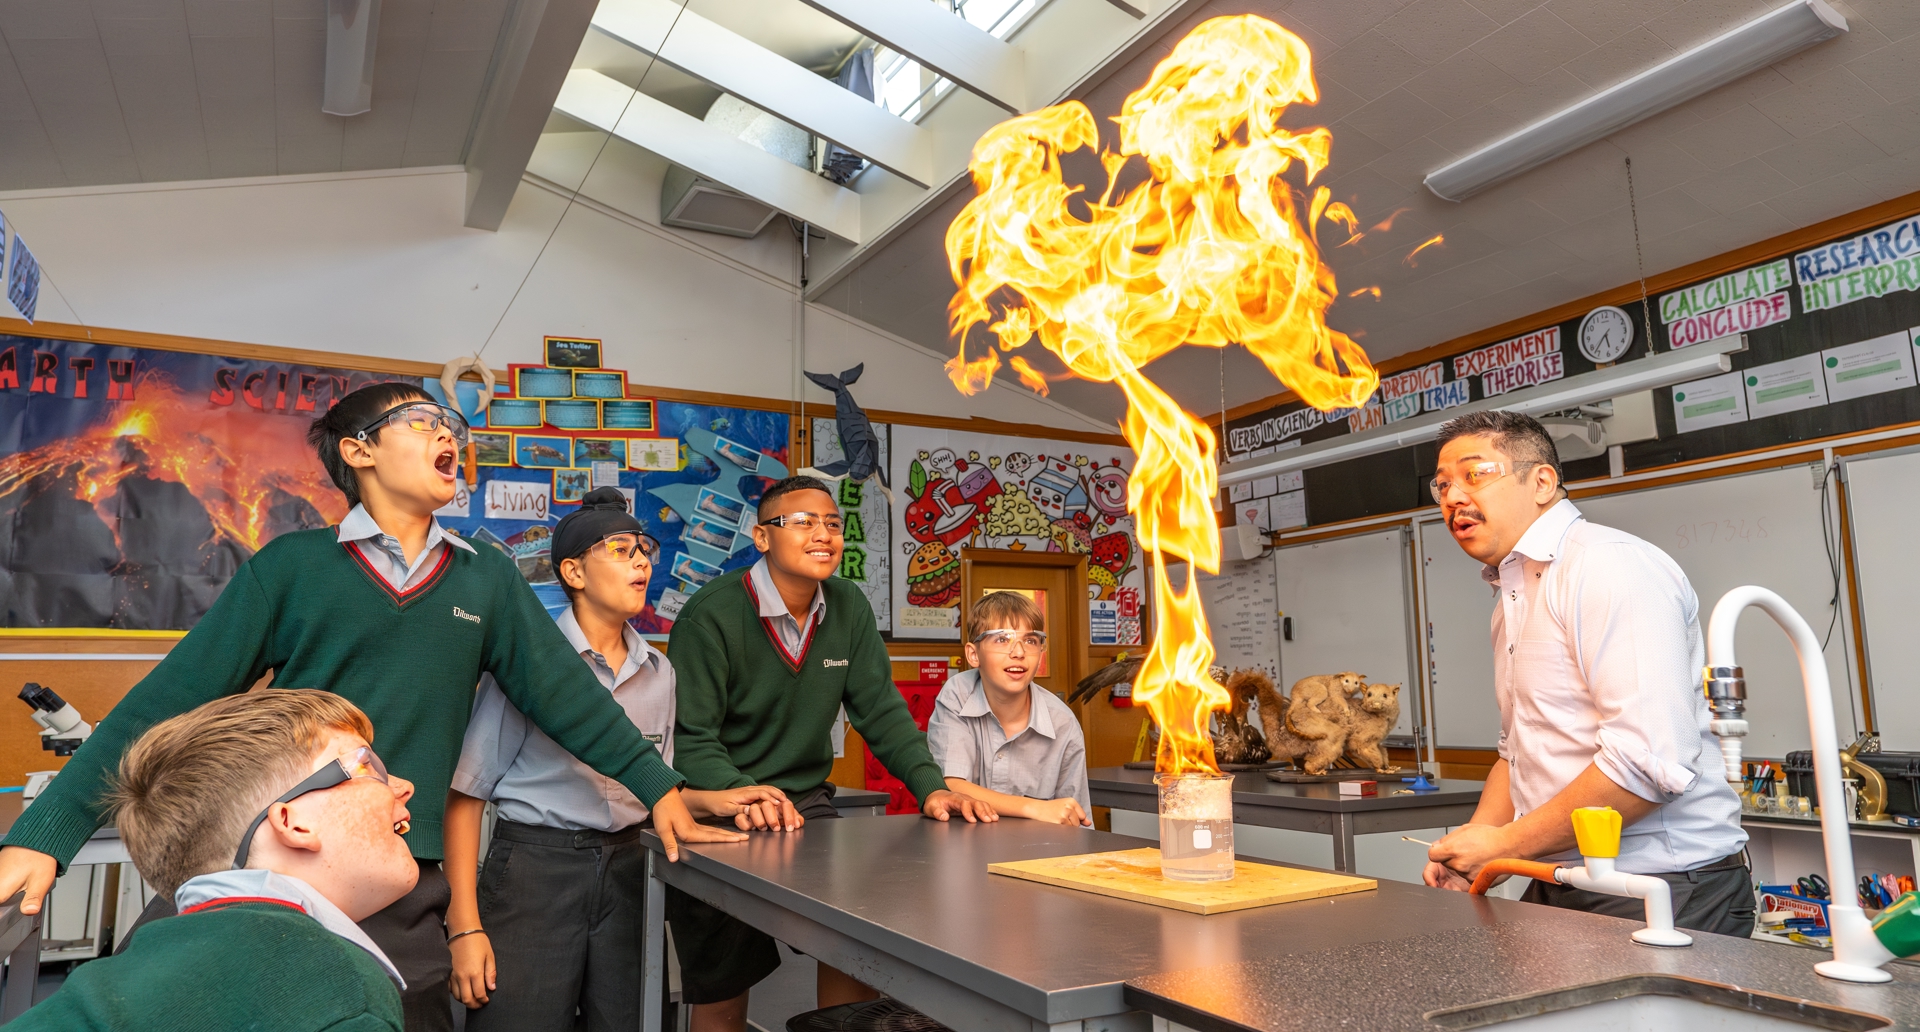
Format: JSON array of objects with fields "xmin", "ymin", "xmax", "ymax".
[{"xmin": 1578, "ymin": 306, "xmax": 1635, "ymax": 363}]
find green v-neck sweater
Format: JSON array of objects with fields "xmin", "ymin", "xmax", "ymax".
[
  {"xmin": 4, "ymin": 528, "xmax": 683, "ymax": 868},
  {"xmin": 8, "ymin": 901, "xmax": 402, "ymax": 1031},
  {"xmin": 670, "ymin": 569, "xmax": 945, "ymax": 803}
]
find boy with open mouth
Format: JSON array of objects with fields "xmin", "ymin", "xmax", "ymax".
[{"xmin": 0, "ymin": 382, "xmax": 744, "ymax": 1031}]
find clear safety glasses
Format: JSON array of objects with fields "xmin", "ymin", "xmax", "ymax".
[
  {"xmin": 973, "ymin": 629, "xmax": 1048, "ymax": 654},
  {"xmin": 760, "ymin": 512, "xmax": 845, "ymax": 536},
  {"xmin": 1428, "ymin": 460, "xmax": 1540, "ymax": 504},
  {"xmin": 589, "ymin": 532, "xmax": 660, "ymax": 565},
  {"xmin": 355, "ymin": 402, "xmax": 471, "ymax": 447}
]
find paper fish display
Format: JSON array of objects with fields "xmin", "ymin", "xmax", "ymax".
[{"xmin": 802, "ymin": 364, "xmax": 891, "ymax": 503}]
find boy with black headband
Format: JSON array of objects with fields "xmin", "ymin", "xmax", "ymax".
[
  {"xmin": 444, "ymin": 488, "xmax": 797, "ymax": 1031},
  {"xmin": 670, "ymin": 475, "xmax": 992, "ymax": 1032},
  {"xmin": 0, "ymin": 383, "xmax": 746, "ymax": 1032}
]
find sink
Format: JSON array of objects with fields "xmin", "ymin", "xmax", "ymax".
[{"xmin": 1424, "ymin": 975, "xmax": 1889, "ymax": 1031}]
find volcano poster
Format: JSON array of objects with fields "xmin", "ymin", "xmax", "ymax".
[{"xmin": 0, "ymin": 333, "xmax": 415, "ymax": 629}]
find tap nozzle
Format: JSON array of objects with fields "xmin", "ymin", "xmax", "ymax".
[{"xmin": 1703, "ymin": 665, "xmax": 1749, "ymax": 782}]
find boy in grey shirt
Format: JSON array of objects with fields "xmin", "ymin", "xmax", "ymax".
[
  {"xmin": 927, "ymin": 592, "xmax": 1091, "ymax": 825},
  {"xmin": 443, "ymin": 489, "xmax": 796, "ymax": 1031}
]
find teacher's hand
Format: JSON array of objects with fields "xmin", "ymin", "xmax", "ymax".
[{"xmin": 1427, "ymin": 823, "xmax": 1512, "ymax": 882}]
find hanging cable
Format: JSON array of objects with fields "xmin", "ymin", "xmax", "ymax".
[
  {"xmin": 1624, "ymin": 157, "xmax": 1656, "ymax": 352},
  {"xmin": 475, "ymin": 1, "xmax": 692, "ymax": 361}
]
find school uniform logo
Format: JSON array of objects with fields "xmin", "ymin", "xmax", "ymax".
[
  {"xmin": 453, "ymin": 607, "xmax": 482, "ymax": 624},
  {"xmin": 822, "ymin": 658, "xmax": 849, "ymax": 668}
]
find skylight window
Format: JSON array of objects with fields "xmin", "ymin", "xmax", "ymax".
[{"xmin": 873, "ymin": 0, "xmax": 1044, "ymax": 122}]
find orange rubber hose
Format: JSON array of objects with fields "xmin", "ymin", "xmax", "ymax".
[{"xmin": 1470, "ymin": 859, "xmax": 1564, "ymax": 895}]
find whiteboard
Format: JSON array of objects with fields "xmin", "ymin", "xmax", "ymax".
[
  {"xmin": 1836, "ymin": 448, "xmax": 1920, "ymax": 750},
  {"xmin": 1420, "ymin": 519, "xmax": 1501, "ymax": 749},
  {"xmin": 1574, "ymin": 466, "xmax": 1859, "ymax": 756},
  {"xmin": 1272, "ymin": 530, "xmax": 1416, "ymax": 735},
  {"xmin": 1197, "ymin": 557, "xmax": 1281, "ymax": 682}
]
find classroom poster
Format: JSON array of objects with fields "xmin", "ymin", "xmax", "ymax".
[
  {"xmin": 1671, "ymin": 371, "xmax": 1750, "ymax": 433},
  {"xmin": 889, "ymin": 425, "xmax": 1144, "ymax": 642},
  {"xmin": 1822, "ymin": 330, "xmax": 1916, "ymax": 403},
  {"xmin": 0, "ymin": 334, "xmax": 414, "ymax": 629},
  {"xmin": 434, "ymin": 403, "xmax": 789, "ymax": 631},
  {"xmin": 811, "ymin": 417, "xmax": 891, "ymax": 631},
  {"xmin": 1744, "ymin": 353, "xmax": 1829, "ymax": 420}
]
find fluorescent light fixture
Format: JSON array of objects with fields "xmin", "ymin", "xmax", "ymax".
[
  {"xmin": 1219, "ymin": 334, "xmax": 1745, "ymax": 485},
  {"xmin": 323, "ymin": 0, "xmax": 382, "ymax": 116},
  {"xmin": 1424, "ymin": 0, "xmax": 1845, "ymax": 201}
]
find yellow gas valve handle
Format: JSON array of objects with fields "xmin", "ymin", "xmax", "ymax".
[{"xmin": 1571, "ymin": 806, "xmax": 1622, "ymax": 858}]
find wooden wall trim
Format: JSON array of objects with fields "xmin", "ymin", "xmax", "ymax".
[{"xmin": 1225, "ymin": 187, "xmax": 1920, "ymax": 423}]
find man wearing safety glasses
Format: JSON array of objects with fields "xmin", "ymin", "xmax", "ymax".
[
  {"xmin": 0, "ymin": 383, "xmax": 744, "ymax": 1031},
  {"xmin": 1422, "ymin": 411, "xmax": 1750, "ymax": 936},
  {"xmin": 669, "ymin": 475, "xmax": 989, "ymax": 1032}
]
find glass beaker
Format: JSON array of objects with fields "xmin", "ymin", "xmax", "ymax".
[{"xmin": 1155, "ymin": 772, "xmax": 1235, "ymax": 882}]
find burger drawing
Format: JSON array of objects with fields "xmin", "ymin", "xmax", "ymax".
[{"xmin": 905, "ymin": 541, "xmax": 961, "ymax": 609}]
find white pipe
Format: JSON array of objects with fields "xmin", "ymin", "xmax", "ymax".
[
  {"xmin": 1705, "ymin": 586, "xmax": 1895, "ymax": 982},
  {"xmin": 1554, "ymin": 857, "xmax": 1692, "ymax": 947}
]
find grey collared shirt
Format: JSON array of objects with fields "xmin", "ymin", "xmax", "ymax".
[
  {"xmin": 451, "ymin": 608, "xmax": 675, "ymax": 831},
  {"xmin": 336, "ymin": 503, "xmax": 474, "ymax": 591},
  {"xmin": 748, "ymin": 555, "xmax": 826, "ymax": 658},
  {"xmin": 925, "ymin": 669, "xmax": 1089, "ymax": 813}
]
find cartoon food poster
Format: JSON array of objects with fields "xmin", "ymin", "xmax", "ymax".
[{"xmin": 890, "ymin": 426, "xmax": 1143, "ymax": 642}]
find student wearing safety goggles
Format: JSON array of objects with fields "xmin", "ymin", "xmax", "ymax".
[
  {"xmin": 443, "ymin": 487, "xmax": 796, "ymax": 1031},
  {"xmin": 10, "ymin": 690, "xmax": 417, "ymax": 1031},
  {"xmin": 0, "ymin": 383, "xmax": 744, "ymax": 1031}
]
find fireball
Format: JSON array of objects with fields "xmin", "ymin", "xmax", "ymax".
[{"xmin": 946, "ymin": 15, "xmax": 1376, "ymax": 773}]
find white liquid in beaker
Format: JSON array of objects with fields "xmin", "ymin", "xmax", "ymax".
[{"xmin": 1155, "ymin": 773, "xmax": 1235, "ymax": 882}]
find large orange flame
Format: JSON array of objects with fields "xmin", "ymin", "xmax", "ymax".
[
  {"xmin": 946, "ymin": 14, "xmax": 1376, "ymax": 774},
  {"xmin": 0, "ymin": 377, "xmax": 347, "ymax": 555}
]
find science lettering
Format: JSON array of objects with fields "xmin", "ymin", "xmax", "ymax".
[{"xmin": 1667, "ymin": 292, "xmax": 1791, "ymax": 349}]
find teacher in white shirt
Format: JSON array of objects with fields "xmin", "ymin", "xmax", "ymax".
[{"xmin": 1423, "ymin": 410, "xmax": 1752, "ymax": 936}]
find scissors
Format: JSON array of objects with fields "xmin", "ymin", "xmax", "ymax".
[
  {"xmin": 1861, "ymin": 876, "xmax": 1890, "ymax": 908},
  {"xmin": 1797, "ymin": 874, "xmax": 1829, "ymax": 899}
]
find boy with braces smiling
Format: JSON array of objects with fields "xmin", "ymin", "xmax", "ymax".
[{"xmin": 0, "ymin": 382, "xmax": 744, "ymax": 1031}]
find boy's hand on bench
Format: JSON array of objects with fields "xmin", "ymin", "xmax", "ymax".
[
  {"xmin": 654, "ymin": 789, "xmax": 749, "ymax": 861},
  {"xmin": 922, "ymin": 790, "xmax": 997, "ymax": 823},
  {"xmin": 686, "ymin": 786, "xmax": 804, "ymax": 832},
  {"xmin": 0, "ymin": 846, "xmax": 58, "ymax": 915},
  {"xmin": 1029, "ymin": 798, "xmax": 1093, "ymax": 827}
]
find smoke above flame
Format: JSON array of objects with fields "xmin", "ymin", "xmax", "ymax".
[
  {"xmin": 946, "ymin": 14, "xmax": 1376, "ymax": 773},
  {"xmin": 0, "ymin": 376, "xmax": 347, "ymax": 554}
]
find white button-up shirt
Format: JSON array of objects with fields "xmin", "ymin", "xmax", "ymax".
[
  {"xmin": 336, "ymin": 503, "xmax": 474, "ymax": 591},
  {"xmin": 1485, "ymin": 499, "xmax": 1745, "ymax": 873}
]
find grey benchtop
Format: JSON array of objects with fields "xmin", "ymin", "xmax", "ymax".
[
  {"xmin": 1089, "ymin": 765, "xmax": 1485, "ymax": 813},
  {"xmin": 1124, "ymin": 911, "xmax": 1920, "ymax": 1032},
  {"xmin": 641, "ymin": 816, "xmax": 1918, "ymax": 1027}
]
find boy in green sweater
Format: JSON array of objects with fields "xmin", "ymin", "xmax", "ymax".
[
  {"xmin": 14, "ymin": 689, "xmax": 416, "ymax": 1031},
  {"xmin": 0, "ymin": 382, "xmax": 747, "ymax": 1031},
  {"xmin": 669, "ymin": 475, "xmax": 993, "ymax": 1032}
]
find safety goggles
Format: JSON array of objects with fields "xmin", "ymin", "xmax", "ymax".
[
  {"xmin": 233, "ymin": 746, "xmax": 398, "ymax": 870},
  {"xmin": 1428, "ymin": 460, "xmax": 1541, "ymax": 504},
  {"xmin": 354, "ymin": 402, "xmax": 470, "ymax": 446},
  {"xmin": 587, "ymin": 532, "xmax": 660, "ymax": 565},
  {"xmin": 972, "ymin": 629, "xmax": 1048, "ymax": 653},
  {"xmin": 759, "ymin": 512, "xmax": 845, "ymax": 536}
]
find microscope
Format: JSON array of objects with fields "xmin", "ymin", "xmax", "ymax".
[{"xmin": 19, "ymin": 684, "xmax": 93, "ymax": 805}]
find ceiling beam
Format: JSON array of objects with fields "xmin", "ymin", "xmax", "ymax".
[
  {"xmin": 463, "ymin": 0, "xmax": 601, "ymax": 231},
  {"xmin": 795, "ymin": 0, "xmax": 1027, "ymax": 114},
  {"xmin": 592, "ymin": 0, "xmax": 934, "ymax": 187},
  {"xmin": 555, "ymin": 69, "xmax": 863, "ymax": 243}
]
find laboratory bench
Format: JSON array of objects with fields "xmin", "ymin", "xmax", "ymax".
[
  {"xmin": 640, "ymin": 815, "xmax": 1920, "ymax": 1032},
  {"xmin": 1088, "ymin": 766, "xmax": 1483, "ymax": 873}
]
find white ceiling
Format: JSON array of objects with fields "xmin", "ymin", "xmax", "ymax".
[
  {"xmin": 0, "ymin": 0, "xmax": 516, "ymax": 188},
  {"xmin": 813, "ymin": 0, "xmax": 1920, "ymax": 427}
]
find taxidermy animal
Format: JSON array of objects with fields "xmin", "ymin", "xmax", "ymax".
[
  {"xmin": 1341, "ymin": 683, "xmax": 1402, "ymax": 772},
  {"xmin": 1239, "ymin": 669, "xmax": 1349, "ymax": 775},
  {"xmin": 1211, "ymin": 669, "xmax": 1271, "ymax": 766},
  {"xmin": 1070, "ymin": 656, "xmax": 1141, "ymax": 706},
  {"xmin": 1284, "ymin": 672, "xmax": 1365, "ymax": 742},
  {"xmin": 800, "ymin": 364, "xmax": 892, "ymax": 503}
]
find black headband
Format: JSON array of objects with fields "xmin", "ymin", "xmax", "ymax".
[{"xmin": 552, "ymin": 487, "xmax": 645, "ymax": 562}]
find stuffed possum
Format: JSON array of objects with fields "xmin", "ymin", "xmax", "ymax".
[
  {"xmin": 1341, "ymin": 683, "xmax": 1402, "ymax": 772},
  {"xmin": 1212, "ymin": 670, "xmax": 1271, "ymax": 766},
  {"xmin": 1236, "ymin": 669, "xmax": 1348, "ymax": 775}
]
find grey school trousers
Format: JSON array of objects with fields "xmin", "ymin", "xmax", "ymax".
[{"xmin": 464, "ymin": 818, "xmax": 650, "ymax": 1032}]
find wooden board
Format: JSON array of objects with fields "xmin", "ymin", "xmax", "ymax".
[{"xmin": 988, "ymin": 848, "xmax": 1376, "ymax": 914}]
